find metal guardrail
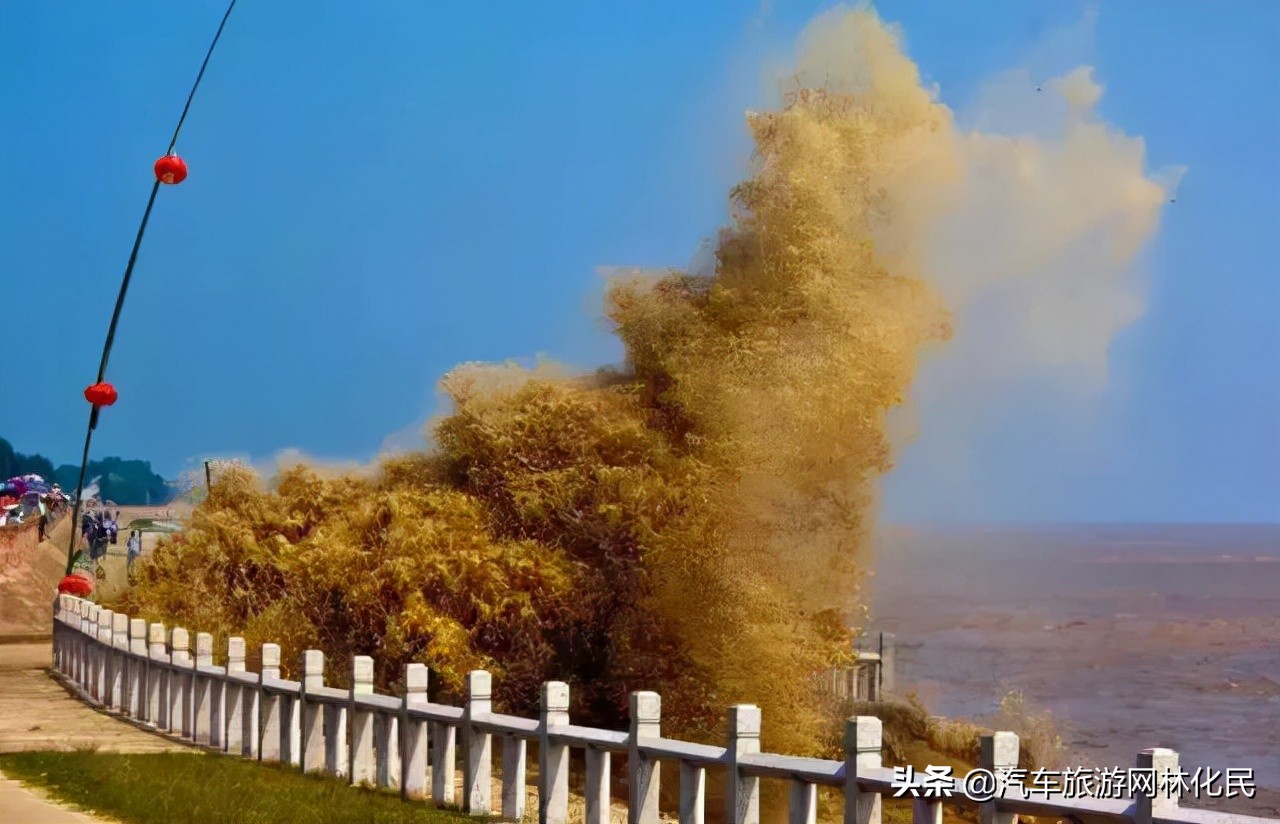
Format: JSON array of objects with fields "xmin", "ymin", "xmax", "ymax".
[{"xmin": 820, "ymin": 632, "xmax": 897, "ymax": 703}]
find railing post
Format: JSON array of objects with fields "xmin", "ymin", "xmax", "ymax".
[
  {"xmin": 727, "ymin": 705, "xmax": 761, "ymax": 824},
  {"xmin": 148, "ymin": 622, "xmax": 168, "ymax": 729},
  {"xmin": 169, "ymin": 627, "xmax": 191, "ymax": 737},
  {"xmin": 59, "ymin": 597, "xmax": 67, "ymax": 673},
  {"xmin": 65, "ymin": 596, "xmax": 76, "ymax": 670},
  {"xmin": 92, "ymin": 604, "xmax": 105, "ymax": 697},
  {"xmin": 208, "ymin": 637, "xmax": 226, "ymax": 750},
  {"xmin": 400, "ymin": 663, "xmax": 430, "ymax": 800},
  {"xmin": 88, "ymin": 606, "xmax": 101, "ymax": 701},
  {"xmin": 128, "ymin": 618, "xmax": 146, "ymax": 719},
  {"xmin": 431, "ymin": 718, "xmax": 457, "ymax": 804},
  {"xmin": 979, "ymin": 732, "xmax": 1018, "ymax": 824},
  {"xmin": 98, "ymin": 608, "xmax": 110, "ymax": 704},
  {"xmin": 62, "ymin": 598, "xmax": 71, "ymax": 680},
  {"xmin": 679, "ymin": 759, "xmax": 707, "ymax": 824},
  {"xmin": 74, "ymin": 599, "xmax": 85, "ymax": 684},
  {"xmin": 59, "ymin": 596, "xmax": 71, "ymax": 670},
  {"xmin": 463, "ymin": 670, "xmax": 493, "ymax": 814},
  {"xmin": 70, "ymin": 601, "xmax": 80, "ymax": 685},
  {"xmin": 66, "ymin": 599, "xmax": 75, "ymax": 681},
  {"xmin": 324, "ymin": 666, "xmax": 348, "ymax": 778},
  {"xmin": 585, "ymin": 742, "xmax": 610, "ymax": 824},
  {"xmin": 110, "ymin": 612, "xmax": 128, "ymax": 711},
  {"xmin": 52, "ymin": 596, "xmax": 64, "ymax": 669},
  {"xmin": 375, "ymin": 701, "xmax": 400, "ymax": 789},
  {"xmin": 65, "ymin": 599, "xmax": 77, "ymax": 683},
  {"xmin": 629, "ymin": 691, "xmax": 661, "ymax": 824},
  {"xmin": 78, "ymin": 601, "xmax": 89, "ymax": 685},
  {"xmin": 95, "ymin": 608, "xmax": 112, "ymax": 703},
  {"xmin": 51, "ymin": 596, "xmax": 62, "ymax": 671},
  {"xmin": 225, "ymin": 637, "xmax": 246, "ymax": 755},
  {"xmin": 300, "ymin": 650, "xmax": 325, "ymax": 773},
  {"xmin": 78, "ymin": 602, "xmax": 91, "ymax": 690},
  {"xmin": 501, "ymin": 731, "xmax": 527, "ymax": 820},
  {"xmin": 68, "ymin": 596, "xmax": 78, "ymax": 658},
  {"xmin": 60, "ymin": 596, "xmax": 71, "ymax": 663},
  {"xmin": 845, "ymin": 716, "xmax": 882, "ymax": 824},
  {"xmin": 539, "ymin": 681, "xmax": 570, "ymax": 824},
  {"xmin": 194, "ymin": 632, "xmax": 214, "ymax": 744},
  {"xmin": 349, "ymin": 655, "xmax": 376, "ymax": 785},
  {"xmin": 74, "ymin": 601, "xmax": 85, "ymax": 688},
  {"xmin": 283, "ymin": 678, "xmax": 302, "ymax": 769},
  {"xmin": 79, "ymin": 599, "xmax": 91, "ymax": 684},
  {"xmin": 1135, "ymin": 748, "xmax": 1180, "ymax": 824},
  {"xmin": 70, "ymin": 597, "xmax": 81, "ymax": 671},
  {"xmin": 80, "ymin": 602, "xmax": 90, "ymax": 692},
  {"xmin": 82, "ymin": 602, "xmax": 97, "ymax": 692},
  {"xmin": 69, "ymin": 598, "xmax": 77, "ymax": 683},
  {"xmin": 50, "ymin": 596, "xmax": 60, "ymax": 669},
  {"xmin": 790, "ymin": 780, "xmax": 818, "ymax": 824},
  {"xmin": 912, "ymin": 797, "xmax": 942, "ymax": 824},
  {"xmin": 259, "ymin": 643, "xmax": 282, "ymax": 761},
  {"xmin": 67, "ymin": 600, "xmax": 77, "ymax": 684},
  {"xmin": 878, "ymin": 633, "xmax": 896, "ymax": 697},
  {"xmin": 62, "ymin": 598, "xmax": 72, "ymax": 678}
]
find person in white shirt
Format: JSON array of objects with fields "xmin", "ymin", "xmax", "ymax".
[{"xmin": 127, "ymin": 530, "xmax": 142, "ymax": 569}]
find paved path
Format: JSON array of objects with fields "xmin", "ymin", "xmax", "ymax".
[
  {"xmin": 0, "ymin": 642, "xmax": 186, "ymax": 754},
  {"xmin": 0, "ymin": 770, "xmax": 108, "ymax": 823},
  {"xmin": 0, "ymin": 641, "xmax": 188, "ymax": 822}
]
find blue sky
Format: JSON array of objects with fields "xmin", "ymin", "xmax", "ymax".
[{"xmin": 1, "ymin": 0, "xmax": 1276, "ymax": 523}]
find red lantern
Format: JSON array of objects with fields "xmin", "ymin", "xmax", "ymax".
[
  {"xmin": 154, "ymin": 154, "xmax": 188, "ymax": 184},
  {"xmin": 57, "ymin": 574, "xmax": 94, "ymax": 598},
  {"xmin": 84, "ymin": 382, "xmax": 118, "ymax": 407}
]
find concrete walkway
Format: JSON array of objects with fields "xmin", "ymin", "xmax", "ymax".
[
  {"xmin": 0, "ymin": 642, "xmax": 186, "ymax": 754},
  {"xmin": 0, "ymin": 769, "xmax": 108, "ymax": 823},
  {"xmin": 0, "ymin": 641, "xmax": 188, "ymax": 822}
]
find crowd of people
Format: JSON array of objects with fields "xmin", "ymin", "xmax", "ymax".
[
  {"xmin": 80, "ymin": 506, "xmax": 144, "ymax": 569},
  {"xmin": 0, "ymin": 473, "xmax": 70, "ymax": 534},
  {"xmin": 82, "ymin": 507, "xmax": 119, "ymax": 561},
  {"xmin": 2, "ymin": 472, "xmax": 156, "ymax": 578}
]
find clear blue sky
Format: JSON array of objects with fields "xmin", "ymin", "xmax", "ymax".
[{"xmin": 1, "ymin": 0, "xmax": 1276, "ymax": 523}]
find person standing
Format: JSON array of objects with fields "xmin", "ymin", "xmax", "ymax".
[
  {"xmin": 89, "ymin": 512, "xmax": 107, "ymax": 561},
  {"xmin": 127, "ymin": 530, "xmax": 142, "ymax": 570}
]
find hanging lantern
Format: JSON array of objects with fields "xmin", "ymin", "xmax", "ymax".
[
  {"xmin": 57, "ymin": 574, "xmax": 94, "ymax": 598},
  {"xmin": 84, "ymin": 382, "xmax": 118, "ymax": 407},
  {"xmin": 154, "ymin": 154, "xmax": 188, "ymax": 184}
]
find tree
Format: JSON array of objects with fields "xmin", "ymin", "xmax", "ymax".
[
  {"xmin": 0, "ymin": 437, "xmax": 57, "ymax": 482},
  {"xmin": 0, "ymin": 436, "xmax": 175, "ymax": 505}
]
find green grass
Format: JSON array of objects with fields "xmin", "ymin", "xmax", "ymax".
[
  {"xmin": 124, "ymin": 518, "xmax": 182, "ymax": 532},
  {"xmin": 0, "ymin": 750, "xmax": 483, "ymax": 824}
]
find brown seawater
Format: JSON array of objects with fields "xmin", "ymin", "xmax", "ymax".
[{"xmin": 869, "ymin": 523, "xmax": 1280, "ymax": 816}]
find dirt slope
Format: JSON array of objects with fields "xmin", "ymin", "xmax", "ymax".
[
  {"xmin": 0, "ymin": 506, "xmax": 181, "ymax": 637},
  {"xmin": 0, "ymin": 515, "xmax": 73, "ymax": 637}
]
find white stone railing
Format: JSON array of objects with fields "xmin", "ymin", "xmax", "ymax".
[
  {"xmin": 821, "ymin": 633, "xmax": 897, "ymax": 703},
  {"xmin": 50, "ymin": 595, "xmax": 1275, "ymax": 824}
]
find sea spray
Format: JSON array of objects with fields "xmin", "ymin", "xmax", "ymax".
[{"xmin": 117, "ymin": 7, "xmax": 1178, "ymax": 763}]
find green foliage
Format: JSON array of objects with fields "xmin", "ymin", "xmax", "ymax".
[
  {"xmin": 0, "ymin": 436, "xmax": 56, "ymax": 482},
  {"xmin": 53, "ymin": 457, "xmax": 173, "ymax": 505},
  {"xmin": 0, "ymin": 436, "xmax": 174, "ymax": 504}
]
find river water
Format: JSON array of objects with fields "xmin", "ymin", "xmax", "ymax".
[{"xmin": 868, "ymin": 524, "xmax": 1280, "ymax": 817}]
